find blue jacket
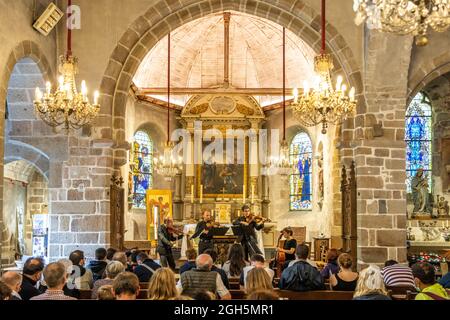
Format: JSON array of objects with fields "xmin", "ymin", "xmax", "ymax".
[{"xmin": 439, "ymin": 272, "xmax": 450, "ymax": 289}]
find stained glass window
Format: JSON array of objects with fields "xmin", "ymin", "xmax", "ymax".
[
  {"xmin": 405, "ymin": 92, "xmax": 432, "ymax": 193},
  {"xmin": 289, "ymin": 132, "xmax": 313, "ymax": 210},
  {"xmin": 130, "ymin": 131, "xmax": 153, "ymax": 208}
]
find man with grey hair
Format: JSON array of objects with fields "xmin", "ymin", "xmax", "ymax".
[
  {"xmin": 91, "ymin": 261, "xmax": 125, "ymax": 299},
  {"xmin": 1, "ymin": 272, "xmax": 23, "ymax": 300},
  {"xmin": 177, "ymin": 254, "xmax": 231, "ymax": 300},
  {"xmin": 31, "ymin": 262, "xmax": 77, "ymax": 300}
]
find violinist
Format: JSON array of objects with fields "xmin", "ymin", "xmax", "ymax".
[
  {"xmin": 157, "ymin": 216, "xmax": 184, "ymax": 271},
  {"xmin": 278, "ymin": 227, "xmax": 297, "ymax": 270},
  {"xmin": 232, "ymin": 204, "xmax": 265, "ymax": 260},
  {"xmin": 190, "ymin": 210, "xmax": 214, "ymax": 254}
]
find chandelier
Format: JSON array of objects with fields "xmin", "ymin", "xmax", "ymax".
[
  {"xmin": 153, "ymin": 33, "xmax": 181, "ymax": 180},
  {"xmin": 34, "ymin": 0, "xmax": 100, "ymax": 130},
  {"xmin": 292, "ymin": 0, "xmax": 357, "ymax": 134},
  {"xmin": 353, "ymin": 0, "xmax": 450, "ymax": 46}
]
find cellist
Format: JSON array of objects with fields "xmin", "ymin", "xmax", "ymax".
[{"xmin": 277, "ymin": 227, "xmax": 297, "ymax": 271}]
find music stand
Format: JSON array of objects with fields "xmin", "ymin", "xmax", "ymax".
[
  {"xmin": 231, "ymin": 225, "xmax": 244, "ymax": 237},
  {"xmin": 208, "ymin": 227, "xmax": 230, "ymax": 236}
]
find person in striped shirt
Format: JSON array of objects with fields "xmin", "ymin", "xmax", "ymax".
[{"xmin": 381, "ymin": 260, "xmax": 415, "ymax": 288}]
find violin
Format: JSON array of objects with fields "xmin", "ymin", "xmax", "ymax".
[
  {"xmin": 205, "ymin": 220, "xmax": 220, "ymax": 229},
  {"xmin": 245, "ymin": 214, "xmax": 271, "ymax": 224},
  {"xmin": 167, "ymin": 225, "xmax": 184, "ymax": 236}
]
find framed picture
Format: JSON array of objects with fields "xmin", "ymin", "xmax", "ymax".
[
  {"xmin": 146, "ymin": 190, "xmax": 172, "ymax": 241},
  {"xmin": 197, "ymin": 138, "xmax": 248, "ymax": 198}
]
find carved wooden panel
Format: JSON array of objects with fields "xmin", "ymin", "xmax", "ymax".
[
  {"xmin": 341, "ymin": 162, "xmax": 357, "ymax": 263},
  {"xmin": 110, "ymin": 176, "xmax": 125, "ymax": 250}
]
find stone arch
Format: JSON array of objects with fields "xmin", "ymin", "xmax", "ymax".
[
  {"xmin": 99, "ymin": 0, "xmax": 362, "ymax": 168},
  {"xmin": 4, "ymin": 140, "xmax": 50, "ymax": 179}
]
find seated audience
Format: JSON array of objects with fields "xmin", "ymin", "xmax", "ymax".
[
  {"xmin": 128, "ymin": 250, "xmax": 142, "ymax": 272},
  {"xmin": 97, "ymin": 285, "xmax": 115, "ymax": 300},
  {"xmin": 247, "ymin": 289, "xmax": 279, "ymax": 300},
  {"xmin": 412, "ymin": 262, "xmax": 449, "ymax": 300},
  {"xmin": 1, "ymin": 272, "xmax": 23, "ymax": 300},
  {"xmin": 57, "ymin": 258, "xmax": 80, "ymax": 299},
  {"xmin": 438, "ymin": 252, "xmax": 450, "ymax": 289},
  {"xmin": 330, "ymin": 253, "xmax": 358, "ymax": 291},
  {"xmin": 287, "ymin": 243, "xmax": 317, "ymax": 268},
  {"xmin": 240, "ymin": 254, "xmax": 274, "ymax": 287},
  {"xmin": 18, "ymin": 257, "xmax": 45, "ymax": 300},
  {"xmin": 0, "ymin": 281, "xmax": 12, "ymax": 300},
  {"xmin": 204, "ymin": 249, "xmax": 230, "ymax": 289},
  {"xmin": 353, "ymin": 265, "xmax": 391, "ymax": 300},
  {"xmin": 148, "ymin": 268, "xmax": 179, "ymax": 300},
  {"xmin": 106, "ymin": 248, "xmax": 117, "ymax": 262},
  {"xmin": 180, "ymin": 249, "xmax": 197, "ymax": 274},
  {"xmin": 112, "ymin": 272, "xmax": 140, "ymax": 300},
  {"xmin": 68, "ymin": 250, "xmax": 93, "ymax": 290},
  {"xmin": 87, "ymin": 248, "xmax": 108, "ymax": 281},
  {"xmin": 381, "ymin": 260, "xmax": 415, "ymax": 288},
  {"xmin": 192, "ymin": 289, "xmax": 216, "ymax": 300},
  {"xmin": 222, "ymin": 243, "xmax": 249, "ymax": 278},
  {"xmin": 245, "ymin": 267, "xmax": 273, "ymax": 295},
  {"xmin": 279, "ymin": 244, "xmax": 325, "ymax": 291},
  {"xmin": 320, "ymin": 249, "xmax": 339, "ymax": 280},
  {"xmin": 92, "ymin": 261, "xmax": 125, "ymax": 299},
  {"xmin": 134, "ymin": 252, "xmax": 162, "ymax": 282},
  {"xmin": 31, "ymin": 262, "xmax": 77, "ymax": 300},
  {"xmin": 112, "ymin": 251, "xmax": 128, "ymax": 269},
  {"xmin": 178, "ymin": 254, "xmax": 231, "ymax": 300}
]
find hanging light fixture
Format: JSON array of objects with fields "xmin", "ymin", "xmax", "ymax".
[
  {"xmin": 34, "ymin": 0, "xmax": 100, "ymax": 130},
  {"xmin": 265, "ymin": 27, "xmax": 293, "ymax": 176},
  {"xmin": 353, "ymin": 0, "xmax": 450, "ymax": 46},
  {"xmin": 153, "ymin": 33, "xmax": 182, "ymax": 180},
  {"xmin": 291, "ymin": 0, "xmax": 356, "ymax": 134}
]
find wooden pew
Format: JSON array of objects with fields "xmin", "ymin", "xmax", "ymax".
[
  {"xmin": 406, "ymin": 290, "xmax": 418, "ymax": 300},
  {"xmin": 79, "ymin": 289, "xmax": 93, "ymax": 300},
  {"xmin": 140, "ymin": 282, "xmax": 150, "ymax": 289},
  {"xmin": 230, "ymin": 290, "xmax": 247, "ymax": 300},
  {"xmin": 277, "ymin": 290, "xmax": 354, "ymax": 300},
  {"xmin": 386, "ymin": 285, "xmax": 416, "ymax": 300}
]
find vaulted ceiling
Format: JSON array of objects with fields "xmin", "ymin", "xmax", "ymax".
[{"xmin": 133, "ymin": 11, "xmax": 316, "ymax": 108}]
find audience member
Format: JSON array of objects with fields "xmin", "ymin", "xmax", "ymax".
[
  {"xmin": 112, "ymin": 251, "xmax": 128, "ymax": 269},
  {"xmin": 438, "ymin": 252, "xmax": 450, "ymax": 289},
  {"xmin": 106, "ymin": 248, "xmax": 118, "ymax": 261},
  {"xmin": 1, "ymin": 272, "xmax": 22, "ymax": 300},
  {"xmin": 245, "ymin": 267, "xmax": 273, "ymax": 295},
  {"xmin": 112, "ymin": 272, "xmax": 140, "ymax": 300},
  {"xmin": 0, "ymin": 281, "xmax": 12, "ymax": 300},
  {"xmin": 320, "ymin": 249, "xmax": 339, "ymax": 280},
  {"xmin": 330, "ymin": 253, "xmax": 358, "ymax": 291},
  {"xmin": 129, "ymin": 250, "xmax": 142, "ymax": 271},
  {"xmin": 134, "ymin": 252, "xmax": 162, "ymax": 282},
  {"xmin": 87, "ymin": 248, "xmax": 108, "ymax": 281},
  {"xmin": 68, "ymin": 250, "xmax": 93, "ymax": 290},
  {"xmin": 412, "ymin": 262, "xmax": 449, "ymax": 300},
  {"xmin": 222, "ymin": 243, "xmax": 249, "ymax": 278},
  {"xmin": 287, "ymin": 243, "xmax": 317, "ymax": 268},
  {"xmin": 31, "ymin": 262, "xmax": 77, "ymax": 300},
  {"xmin": 380, "ymin": 260, "xmax": 415, "ymax": 288},
  {"xmin": 353, "ymin": 265, "xmax": 391, "ymax": 300},
  {"xmin": 178, "ymin": 254, "xmax": 231, "ymax": 300},
  {"xmin": 240, "ymin": 254, "xmax": 274, "ymax": 287},
  {"xmin": 192, "ymin": 289, "xmax": 216, "ymax": 300},
  {"xmin": 91, "ymin": 261, "xmax": 125, "ymax": 299},
  {"xmin": 97, "ymin": 285, "xmax": 115, "ymax": 300},
  {"xmin": 18, "ymin": 257, "xmax": 44, "ymax": 300},
  {"xmin": 247, "ymin": 289, "xmax": 279, "ymax": 300},
  {"xmin": 148, "ymin": 268, "xmax": 178, "ymax": 300},
  {"xmin": 204, "ymin": 249, "xmax": 230, "ymax": 289},
  {"xmin": 57, "ymin": 258, "xmax": 80, "ymax": 299},
  {"xmin": 180, "ymin": 249, "xmax": 197, "ymax": 274},
  {"xmin": 279, "ymin": 244, "xmax": 325, "ymax": 291}
]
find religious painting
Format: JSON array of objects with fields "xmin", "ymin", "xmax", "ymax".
[
  {"xmin": 198, "ymin": 139, "xmax": 248, "ymax": 198},
  {"xmin": 146, "ymin": 190, "xmax": 172, "ymax": 241},
  {"xmin": 289, "ymin": 132, "xmax": 313, "ymax": 210},
  {"xmin": 214, "ymin": 203, "xmax": 232, "ymax": 224}
]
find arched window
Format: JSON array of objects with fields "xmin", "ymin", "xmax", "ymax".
[
  {"xmin": 130, "ymin": 131, "xmax": 154, "ymax": 208},
  {"xmin": 405, "ymin": 92, "xmax": 432, "ymax": 193},
  {"xmin": 290, "ymin": 132, "xmax": 313, "ymax": 210}
]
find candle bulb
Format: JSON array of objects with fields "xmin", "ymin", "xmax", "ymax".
[
  {"xmin": 35, "ymin": 88, "xmax": 43, "ymax": 101},
  {"xmin": 153, "ymin": 206, "xmax": 158, "ymax": 240},
  {"xmin": 94, "ymin": 91, "xmax": 100, "ymax": 105},
  {"xmin": 58, "ymin": 76, "xmax": 64, "ymax": 91},
  {"xmin": 190, "ymin": 184, "xmax": 194, "ymax": 204},
  {"xmin": 251, "ymin": 184, "xmax": 255, "ymax": 204},
  {"xmin": 243, "ymin": 184, "xmax": 246, "ymax": 204},
  {"xmin": 81, "ymin": 80, "xmax": 87, "ymax": 101},
  {"xmin": 46, "ymin": 82, "xmax": 51, "ymax": 96},
  {"xmin": 336, "ymin": 75, "xmax": 343, "ymax": 91},
  {"xmin": 293, "ymin": 87, "xmax": 299, "ymax": 103},
  {"xmin": 349, "ymin": 87, "xmax": 355, "ymax": 102},
  {"xmin": 303, "ymin": 81, "xmax": 310, "ymax": 97},
  {"xmin": 200, "ymin": 185, "xmax": 203, "ymax": 204}
]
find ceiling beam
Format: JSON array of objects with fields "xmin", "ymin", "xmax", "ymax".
[{"xmin": 136, "ymin": 87, "xmax": 301, "ymax": 96}]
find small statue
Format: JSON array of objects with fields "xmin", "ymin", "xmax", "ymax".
[
  {"xmin": 437, "ymin": 196, "xmax": 449, "ymax": 217},
  {"xmin": 411, "ymin": 168, "xmax": 433, "ymax": 217}
]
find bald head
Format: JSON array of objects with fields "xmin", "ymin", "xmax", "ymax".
[
  {"xmin": 196, "ymin": 254, "xmax": 213, "ymax": 271},
  {"xmin": 1, "ymin": 272, "xmax": 22, "ymax": 292}
]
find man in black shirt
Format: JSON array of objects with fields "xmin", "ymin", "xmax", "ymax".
[
  {"xmin": 232, "ymin": 204, "xmax": 265, "ymax": 260},
  {"xmin": 190, "ymin": 210, "xmax": 214, "ymax": 254},
  {"xmin": 157, "ymin": 217, "xmax": 184, "ymax": 270},
  {"xmin": 18, "ymin": 257, "xmax": 44, "ymax": 300}
]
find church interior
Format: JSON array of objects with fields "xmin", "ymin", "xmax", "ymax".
[{"xmin": 0, "ymin": 0, "xmax": 449, "ymax": 302}]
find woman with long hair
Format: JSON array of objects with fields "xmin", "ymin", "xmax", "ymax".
[
  {"xmin": 222, "ymin": 243, "xmax": 249, "ymax": 278},
  {"xmin": 147, "ymin": 268, "xmax": 178, "ymax": 300},
  {"xmin": 353, "ymin": 265, "xmax": 391, "ymax": 300},
  {"xmin": 245, "ymin": 268, "xmax": 273, "ymax": 296}
]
